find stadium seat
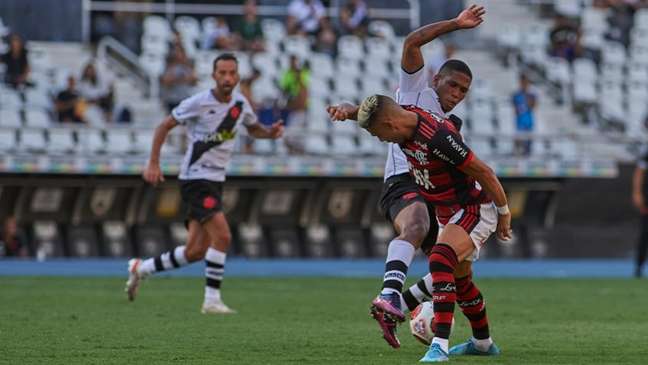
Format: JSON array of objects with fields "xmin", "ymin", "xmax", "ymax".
[
  {"xmin": 133, "ymin": 129, "xmax": 154, "ymax": 155},
  {"xmin": 545, "ymin": 57, "xmax": 571, "ymax": 85},
  {"xmin": 469, "ymin": 79, "xmax": 493, "ymax": 101},
  {"xmin": 303, "ymin": 224, "xmax": 334, "ymax": 258},
  {"xmin": 101, "ymin": 221, "xmax": 133, "ymax": 257},
  {"xmin": 48, "ymin": 128, "xmax": 76, "ymax": 154},
  {"xmin": 336, "ymin": 57, "xmax": 361, "ymax": 77},
  {"xmin": 495, "ymin": 102, "xmax": 516, "ymax": 134},
  {"xmin": 338, "ymin": 35, "xmax": 364, "ymax": 60},
  {"xmin": 24, "ymin": 89, "xmax": 51, "ymax": 109},
  {"xmin": 134, "ymin": 225, "xmax": 172, "ymax": 258},
  {"xmin": 0, "ymin": 89, "xmax": 22, "ymax": 109},
  {"xmin": 0, "ymin": 128, "xmax": 16, "ymax": 152},
  {"xmin": 582, "ymin": 7, "xmax": 609, "ymax": 34},
  {"xmin": 554, "ymin": 0, "xmax": 582, "ymax": 18},
  {"xmin": 283, "ymin": 36, "xmax": 311, "ymax": 59},
  {"xmin": 307, "ymin": 109, "xmax": 330, "ymax": 134},
  {"xmin": 573, "ymin": 79, "xmax": 597, "ymax": 104},
  {"xmin": 308, "ymin": 76, "xmax": 331, "ymax": 99},
  {"xmin": 77, "ymin": 129, "xmax": 105, "ymax": 154},
  {"xmin": 330, "ymin": 135, "xmax": 357, "ymax": 156},
  {"xmin": 468, "ymin": 100, "xmax": 494, "ymax": 134},
  {"xmin": 0, "ymin": 109, "xmax": 22, "ymax": 127},
  {"xmin": 304, "ymin": 135, "xmax": 329, "ymax": 155},
  {"xmin": 360, "ymin": 78, "xmax": 390, "ymax": 100},
  {"xmin": 66, "ymin": 225, "xmax": 100, "ymax": 257},
  {"xmin": 24, "ymin": 109, "xmax": 51, "ymax": 128},
  {"xmin": 252, "ymin": 53, "xmax": 278, "ymax": 78},
  {"xmin": 251, "ymin": 77, "xmax": 279, "ymax": 103},
  {"xmin": 143, "ymin": 15, "xmax": 171, "ymax": 40},
  {"xmin": 364, "ymin": 57, "xmax": 390, "ymax": 79},
  {"xmin": 368, "ymin": 20, "xmax": 396, "ymax": 39},
  {"xmin": 309, "ymin": 53, "xmax": 335, "ymax": 80},
  {"xmin": 105, "ymin": 129, "xmax": 133, "ymax": 154},
  {"xmin": 268, "ymin": 228, "xmax": 301, "ymax": 258},
  {"xmin": 468, "ymin": 137, "xmax": 492, "ymax": 157},
  {"xmin": 174, "ymin": 16, "xmax": 201, "ymax": 42},
  {"xmin": 334, "ymin": 228, "xmax": 367, "ymax": 258},
  {"xmin": 19, "ymin": 129, "xmax": 46, "ymax": 152},
  {"xmin": 365, "ymin": 37, "xmax": 392, "ymax": 61},
  {"xmin": 238, "ymin": 223, "xmax": 269, "ymax": 258},
  {"xmin": 32, "ymin": 221, "xmax": 65, "ymax": 258},
  {"xmin": 139, "ymin": 52, "xmax": 166, "ymax": 76},
  {"xmin": 254, "ymin": 139, "xmax": 275, "ymax": 154},
  {"xmin": 573, "ymin": 58, "xmax": 598, "ymax": 83},
  {"xmin": 602, "ymin": 41, "xmax": 627, "ymax": 66},
  {"xmin": 358, "ymin": 132, "xmax": 384, "ymax": 155},
  {"xmin": 494, "ymin": 139, "xmax": 514, "ymax": 156},
  {"xmin": 261, "ymin": 18, "xmax": 286, "ymax": 44},
  {"xmin": 334, "ymin": 77, "xmax": 359, "ymax": 101}
]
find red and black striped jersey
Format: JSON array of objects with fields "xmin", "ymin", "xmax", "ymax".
[{"xmin": 399, "ymin": 105, "xmax": 491, "ymax": 209}]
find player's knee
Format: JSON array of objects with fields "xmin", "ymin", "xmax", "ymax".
[
  {"xmin": 185, "ymin": 245, "xmax": 207, "ymax": 262},
  {"xmin": 398, "ymin": 218, "xmax": 429, "ymax": 246},
  {"xmin": 215, "ymin": 231, "xmax": 232, "ymax": 247}
]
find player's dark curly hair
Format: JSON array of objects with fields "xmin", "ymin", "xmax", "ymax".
[
  {"xmin": 438, "ymin": 59, "xmax": 472, "ymax": 79},
  {"xmin": 213, "ymin": 53, "xmax": 238, "ymax": 70}
]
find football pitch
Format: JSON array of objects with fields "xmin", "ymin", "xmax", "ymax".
[{"xmin": 2, "ymin": 277, "xmax": 647, "ymax": 364}]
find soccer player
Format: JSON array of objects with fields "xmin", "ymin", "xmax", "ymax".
[
  {"xmin": 126, "ymin": 53, "xmax": 284, "ymax": 314},
  {"xmin": 329, "ymin": 4, "xmax": 485, "ymax": 349},
  {"xmin": 332, "ymin": 94, "xmax": 511, "ymax": 362}
]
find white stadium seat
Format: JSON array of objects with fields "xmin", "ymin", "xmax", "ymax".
[
  {"xmin": 309, "ymin": 53, "xmax": 335, "ymax": 80},
  {"xmin": 105, "ymin": 129, "xmax": 133, "ymax": 154},
  {"xmin": 365, "ymin": 37, "xmax": 391, "ymax": 60},
  {"xmin": 368, "ymin": 20, "xmax": 395, "ymax": 39},
  {"xmin": 0, "ymin": 109, "xmax": 22, "ymax": 128},
  {"xmin": 283, "ymin": 36, "xmax": 311, "ymax": 59},
  {"xmin": 0, "ymin": 128, "xmax": 16, "ymax": 152},
  {"xmin": 24, "ymin": 109, "xmax": 51, "ymax": 128},
  {"xmin": 19, "ymin": 129, "xmax": 46, "ymax": 152},
  {"xmin": 331, "ymin": 135, "xmax": 357, "ymax": 156},
  {"xmin": 333, "ymin": 77, "xmax": 359, "ymax": 102},
  {"xmin": 133, "ymin": 129, "xmax": 154, "ymax": 155},
  {"xmin": 336, "ymin": 57, "xmax": 361, "ymax": 77},
  {"xmin": 48, "ymin": 128, "xmax": 76, "ymax": 154},
  {"xmin": 261, "ymin": 18, "xmax": 286, "ymax": 44},
  {"xmin": 78, "ymin": 129, "xmax": 105, "ymax": 154},
  {"xmin": 304, "ymin": 135, "xmax": 329, "ymax": 155},
  {"xmin": 338, "ymin": 35, "xmax": 364, "ymax": 60}
]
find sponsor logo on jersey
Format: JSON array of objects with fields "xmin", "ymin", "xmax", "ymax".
[
  {"xmin": 446, "ymin": 134, "xmax": 468, "ymax": 158},
  {"xmin": 432, "ymin": 148, "xmax": 452, "ymax": 163}
]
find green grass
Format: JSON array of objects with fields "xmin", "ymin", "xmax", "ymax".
[{"xmin": 1, "ymin": 277, "xmax": 648, "ymax": 364}]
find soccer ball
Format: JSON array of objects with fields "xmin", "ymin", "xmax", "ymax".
[{"xmin": 409, "ymin": 302, "xmax": 454, "ymax": 345}]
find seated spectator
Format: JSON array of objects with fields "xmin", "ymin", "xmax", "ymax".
[
  {"xmin": 160, "ymin": 48, "xmax": 197, "ymax": 113},
  {"xmin": 286, "ymin": 0, "xmax": 325, "ymax": 36},
  {"xmin": 1, "ymin": 34, "xmax": 30, "ymax": 89},
  {"xmin": 279, "ymin": 55, "xmax": 310, "ymax": 153},
  {"xmin": 314, "ymin": 17, "xmax": 338, "ymax": 57},
  {"xmin": 339, "ymin": 0, "xmax": 369, "ymax": 36},
  {"xmin": 548, "ymin": 15, "xmax": 582, "ymax": 63},
  {"xmin": 0, "ymin": 216, "xmax": 29, "ymax": 258},
  {"xmin": 55, "ymin": 76, "xmax": 86, "ymax": 123},
  {"xmin": 235, "ymin": 0, "xmax": 265, "ymax": 52},
  {"xmin": 512, "ymin": 73, "xmax": 537, "ymax": 156},
  {"xmin": 78, "ymin": 62, "xmax": 114, "ymax": 123},
  {"xmin": 202, "ymin": 16, "xmax": 237, "ymax": 50}
]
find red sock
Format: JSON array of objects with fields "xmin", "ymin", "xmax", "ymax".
[
  {"xmin": 456, "ymin": 271, "xmax": 490, "ymax": 339},
  {"xmin": 428, "ymin": 243, "xmax": 458, "ymax": 339}
]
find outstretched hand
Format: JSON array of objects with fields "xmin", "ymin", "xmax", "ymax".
[
  {"xmin": 327, "ymin": 103, "xmax": 358, "ymax": 121},
  {"xmin": 455, "ymin": 4, "xmax": 485, "ymax": 29}
]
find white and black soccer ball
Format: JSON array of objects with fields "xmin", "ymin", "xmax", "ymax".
[{"xmin": 409, "ymin": 302, "xmax": 455, "ymax": 345}]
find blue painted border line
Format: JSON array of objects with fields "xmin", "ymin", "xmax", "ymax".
[{"xmin": 0, "ymin": 258, "xmax": 638, "ymax": 278}]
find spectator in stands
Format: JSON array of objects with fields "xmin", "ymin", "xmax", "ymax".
[
  {"xmin": 605, "ymin": 0, "xmax": 635, "ymax": 48},
  {"xmin": 202, "ymin": 16, "xmax": 237, "ymax": 50},
  {"xmin": 279, "ymin": 55, "xmax": 310, "ymax": 153},
  {"xmin": 160, "ymin": 47, "xmax": 198, "ymax": 113},
  {"xmin": 548, "ymin": 15, "xmax": 582, "ymax": 63},
  {"xmin": 78, "ymin": 62, "xmax": 114, "ymax": 123},
  {"xmin": 427, "ymin": 42, "xmax": 456, "ymax": 83},
  {"xmin": 235, "ymin": 0, "xmax": 265, "ymax": 52},
  {"xmin": 511, "ymin": 73, "xmax": 537, "ymax": 156},
  {"xmin": 286, "ymin": 0, "xmax": 325, "ymax": 36},
  {"xmin": 632, "ymin": 145, "xmax": 648, "ymax": 277},
  {"xmin": 339, "ymin": 0, "xmax": 369, "ymax": 37},
  {"xmin": 0, "ymin": 216, "xmax": 29, "ymax": 258},
  {"xmin": 314, "ymin": 17, "xmax": 338, "ymax": 57},
  {"xmin": 1, "ymin": 34, "xmax": 30, "ymax": 89},
  {"xmin": 55, "ymin": 76, "xmax": 86, "ymax": 123},
  {"xmin": 169, "ymin": 29, "xmax": 186, "ymax": 56}
]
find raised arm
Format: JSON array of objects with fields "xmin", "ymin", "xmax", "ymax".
[
  {"xmin": 327, "ymin": 102, "xmax": 360, "ymax": 121},
  {"xmin": 401, "ymin": 5, "xmax": 485, "ymax": 73}
]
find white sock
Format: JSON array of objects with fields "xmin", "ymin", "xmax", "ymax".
[
  {"xmin": 472, "ymin": 337, "xmax": 493, "ymax": 352},
  {"xmin": 138, "ymin": 258, "xmax": 156, "ymax": 276},
  {"xmin": 432, "ymin": 338, "xmax": 449, "ymax": 353},
  {"xmin": 138, "ymin": 245, "xmax": 188, "ymax": 276},
  {"xmin": 380, "ymin": 239, "xmax": 415, "ymax": 296},
  {"xmin": 205, "ymin": 247, "xmax": 226, "ymax": 303}
]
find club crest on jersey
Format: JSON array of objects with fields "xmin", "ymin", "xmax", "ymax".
[{"xmin": 404, "ymin": 148, "xmax": 428, "ymax": 164}]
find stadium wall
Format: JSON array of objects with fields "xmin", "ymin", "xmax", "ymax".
[{"xmin": 0, "ymin": 165, "xmax": 636, "ymax": 260}]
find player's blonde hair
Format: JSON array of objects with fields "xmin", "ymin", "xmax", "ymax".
[{"xmin": 357, "ymin": 94, "xmax": 400, "ymax": 129}]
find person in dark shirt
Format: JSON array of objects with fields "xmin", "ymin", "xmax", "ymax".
[
  {"xmin": 1, "ymin": 34, "xmax": 30, "ymax": 88},
  {"xmin": 55, "ymin": 76, "xmax": 86, "ymax": 123},
  {"xmin": 632, "ymin": 146, "xmax": 648, "ymax": 277},
  {"xmin": 235, "ymin": 0, "xmax": 265, "ymax": 52},
  {"xmin": 1, "ymin": 216, "xmax": 29, "ymax": 258}
]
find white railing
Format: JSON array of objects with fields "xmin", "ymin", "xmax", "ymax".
[{"xmin": 97, "ymin": 36, "xmax": 158, "ymax": 98}]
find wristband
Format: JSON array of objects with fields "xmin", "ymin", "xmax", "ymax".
[{"xmin": 496, "ymin": 205, "xmax": 510, "ymax": 215}]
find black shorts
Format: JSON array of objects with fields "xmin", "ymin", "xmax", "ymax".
[
  {"xmin": 379, "ymin": 173, "xmax": 438, "ymax": 253},
  {"xmin": 180, "ymin": 179, "xmax": 224, "ymax": 224}
]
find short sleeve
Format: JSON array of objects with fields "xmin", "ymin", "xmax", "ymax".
[
  {"xmin": 399, "ymin": 65, "xmax": 428, "ymax": 93},
  {"xmin": 428, "ymin": 129, "xmax": 473, "ymax": 167},
  {"xmin": 241, "ymin": 98, "xmax": 258, "ymax": 127},
  {"xmin": 171, "ymin": 95, "xmax": 200, "ymax": 125}
]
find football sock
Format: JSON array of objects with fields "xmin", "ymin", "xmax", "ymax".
[
  {"xmin": 456, "ymin": 271, "xmax": 491, "ymax": 342},
  {"xmin": 380, "ymin": 239, "xmax": 415, "ymax": 296},
  {"xmin": 139, "ymin": 246, "xmax": 188, "ymax": 276},
  {"xmin": 205, "ymin": 247, "xmax": 226, "ymax": 302},
  {"xmin": 429, "ymin": 243, "xmax": 458, "ymax": 352},
  {"xmin": 402, "ymin": 274, "xmax": 433, "ymax": 311}
]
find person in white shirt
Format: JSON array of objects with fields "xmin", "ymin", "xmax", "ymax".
[
  {"xmin": 287, "ymin": 0, "xmax": 325, "ymax": 35},
  {"xmin": 328, "ymin": 6, "xmax": 501, "ymax": 358},
  {"xmin": 126, "ymin": 53, "xmax": 284, "ymax": 314}
]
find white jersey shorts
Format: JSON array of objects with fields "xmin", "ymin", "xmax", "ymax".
[{"xmin": 436, "ymin": 202, "xmax": 497, "ymax": 261}]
